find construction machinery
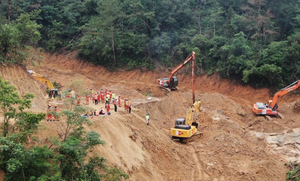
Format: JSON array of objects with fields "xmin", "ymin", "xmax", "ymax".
[
  {"xmin": 253, "ymin": 80, "xmax": 300, "ymax": 117},
  {"xmin": 27, "ymin": 70, "xmax": 58, "ymax": 98},
  {"xmin": 157, "ymin": 51, "xmax": 196, "ymax": 91},
  {"xmin": 171, "ymin": 100, "xmax": 201, "ymax": 143},
  {"xmin": 170, "ymin": 51, "xmax": 199, "ymax": 143}
]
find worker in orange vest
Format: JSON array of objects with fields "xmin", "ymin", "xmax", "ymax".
[
  {"xmin": 118, "ymin": 96, "xmax": 121, "ymax": 107},
  {"xmin": 47, "ymin": 105, "xmax": 52, "ymax": 122},
  {"xmin": 124, "ymin": 98, "xmax": 128, "ymax": 111}
]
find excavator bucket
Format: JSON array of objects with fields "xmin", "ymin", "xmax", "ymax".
[{"xmin": 193, "ymin": 100, "xmax": 201, "ymax": 114}]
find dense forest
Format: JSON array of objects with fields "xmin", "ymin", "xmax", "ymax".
[{"xmin": 1, "ymin": 0, "xmax": 300, "ymax": 89}]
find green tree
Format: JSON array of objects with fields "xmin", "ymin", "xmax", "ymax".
[
  {"xmin": 0, "ymin": 78, "xmax": 34, "ymax": 137},
  {"xmin": 0, "ymin": 13, "xmax": 41, "ymax": 64}
]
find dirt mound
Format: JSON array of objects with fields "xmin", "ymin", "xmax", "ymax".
[
  {"xmin": 293, "ymin": 99, "xmax": 300, "ymax": 112},
  {"xmin": 20, "ymin": 51, "xmax": 300, "ymax": 180}
]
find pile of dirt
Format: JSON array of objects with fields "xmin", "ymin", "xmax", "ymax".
[
  {"xmin": 293, "ymin": 99, "xmax": 300, "ymax": 112},
  {"xmin": 14, "ymin": 51, "xmax": 300, "ymax": 180}
]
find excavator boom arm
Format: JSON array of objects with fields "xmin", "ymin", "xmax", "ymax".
[
  {"xmin": 185, "ymin": 100, "xmax": 201, "ymax": 126},
  {"xmin": 270, "ymin": 80, "xmax": 300, "ymax": 109},
  {"xmin": 168, "ymin": 52, "xmax": 196, "ymax": 84},
  {"xmin": 31, "ymin": 71, "xmax": 55, "ymax": 89}
]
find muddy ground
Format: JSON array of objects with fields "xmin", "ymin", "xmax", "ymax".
[{"xmin": 2, "ymin": 51, "xmax": 300, "ymax": 181}]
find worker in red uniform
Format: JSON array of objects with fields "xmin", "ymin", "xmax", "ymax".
[
  {"xmin": 104, "ymin": 89, "xmax": 108, "ymax": 98},
  {"xmin": 126, "ymin": 99, "xmax": 129, "ymax": 111},
  {"xmin": 53, "ymin": 105, "xmax": 59, "ymax": 121},
  {"xmin": 77, "ymin": 95, "xmax": 81, "ymax": 106},
  {"xmin": 118, "ymin": 96, "xmax": 121, "ymax": 107},
  {"xmin": 47, "ymin": 105, "xmax": 52, "ymax": 122},
  {"xmin": 106, "ymin": 102, "xmax": 110, "ymax": 114},
  {"xmin": 124, "ymin": 98, "xmax": 128, "ymax": 111},
  {"xmin": 109, "ymin": 91, "xmax": 112, "ymax": 102},
  {"xmin": 86, "ymin": 95, "xmax": 89, "ymax": 105},
  {"xmin": 100, "ymin": 89, "xmax": 105, "ymax": 103}
]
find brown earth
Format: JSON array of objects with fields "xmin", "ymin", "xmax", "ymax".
[{"xmin": 1, "ymin": 51, "xmax": 300, "ymax": 181}]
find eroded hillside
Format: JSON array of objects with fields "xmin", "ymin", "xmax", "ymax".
[{"xmin": 4, "ymin": 51, "xmax": 300, "ymax": 181}]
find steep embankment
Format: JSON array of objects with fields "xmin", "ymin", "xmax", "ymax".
[
  {"xmin": 20, "ymin": 51, "xmax": 300, "ymax": 180},
  {"xmin": 0, "ymin": 65, "xmax": 47, "ymax": 110}
]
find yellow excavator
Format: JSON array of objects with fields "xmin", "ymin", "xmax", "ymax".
[
  {"xmin": 27, "ymin": 70, "xmax": 58, "ymax": 98},
  {"xmin": 170, "ymin": 99, "xmax": 202, "ymax": 143}
]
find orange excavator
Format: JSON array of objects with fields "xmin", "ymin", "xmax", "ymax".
[
  {"xmin": 253, "ymin": 80, "xmax": 300, "ymax": 116},
  {"xmin": 157, "ymin": 51, "xmax": 196, "ymax": 91}
]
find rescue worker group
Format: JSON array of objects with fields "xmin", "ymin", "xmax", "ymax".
[
  {"xmin": 46, "ymin": 89, "xmax": 132, "ymax": 121},
  {"xmin": 47, "ymin": 88, "xmax": 151, "ymax": 125}
]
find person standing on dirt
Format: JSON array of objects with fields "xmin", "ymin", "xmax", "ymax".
[
  {"xmin": 113, "ymin": 98, "xmax": 117, "ymax": 112},
  {"xmin": 104, "ymin": 89, "xmax": 108, "ymax": 98},
  {"xmin": 125, "ymin": 98, "xmax": 129, "ymax": 111},
  {"xmin": 106, "ymin": 102, "xmax": 110, "ymax": 114},
  {"xmin": 97, "ymin": 93, "xmax": 100, "ymax": 105},
  {"xmin": 100, "ymin": 89, "xmax": 104, "ymax": 103},
  {"xmin": 86, "ymin": 94, "xmax": 89, "ymax": 105},
  {"xmin": 94, "ymin": 94, "xmax": 98, "ymax": 105},
  {"xmin": 118, "ymin": 96, "xmax": 121, "ymax": 107},
  {"xmin": 145, "ymin": 113, "xmax": 150, "ymax": 125},
  {"xmin": 77, "ymin": 95, "xmax": 81, "ymax": 106},
  {"xmin": 105, "ymin": 96, "xmax": 109, "ymax": 104},
  {"xmin": 54, "ymin": 105, "xmax": 59, "ymax": 121},
  {"xmin": 129, "ymin": 100, "xmax": 132, "ymax": 113},
  {"xmin": 47, "ymin": 105, "xmax": 52, "ymax": 122},
  {"xmin": 109, "ymin": 91, "xmax": 113, "ymax": 103},
  {"xmin": 112, "ymin": 92, "xmax": 116, "ymax": 102}
]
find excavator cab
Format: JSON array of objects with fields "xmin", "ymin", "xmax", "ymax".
[
  {"xmin": 49, "ymin": 89, "xmax": 58, "ymax": 98},
  {"xmin": 157, "ymin": 77, "xmax": 178, "ymax": 89},
  {"xmin": 174, "ymin": 118, "xmax": 191, "ymax": 130}
]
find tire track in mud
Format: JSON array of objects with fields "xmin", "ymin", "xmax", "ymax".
[{"xmin": 190, "ymin": 143, "xmax": 203, "ymax": 180}]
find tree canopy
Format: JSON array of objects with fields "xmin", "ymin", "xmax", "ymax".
[{"xmin": 1, "ymin": 0, "xmax": 300, "ymax": 88}]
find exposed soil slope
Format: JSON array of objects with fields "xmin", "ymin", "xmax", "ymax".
[
  {"xmin": 0, "ymin": 65, "xmax": 47, "ymax": 110},
  {"xmin": 6, "ymin": 51, "xmax": 300, "ymax": 181}
]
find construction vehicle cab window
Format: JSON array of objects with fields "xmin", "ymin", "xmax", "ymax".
[{"xmin": 157, "ymin": 51, "xmax": 195, "ymax": 91}]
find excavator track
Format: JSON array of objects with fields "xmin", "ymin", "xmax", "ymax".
[{"xmin": 171, "ymin": 132, "xmax": 203, "ymax": 144}]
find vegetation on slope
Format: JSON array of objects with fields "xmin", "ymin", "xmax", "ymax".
[{"xmin": 0, "ymin": 78, "xmax": 128, "ymax": 180}]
